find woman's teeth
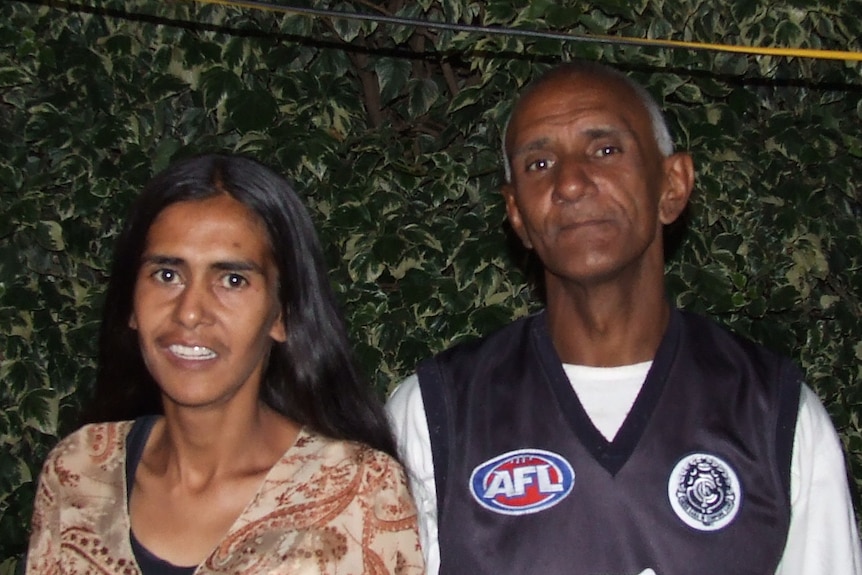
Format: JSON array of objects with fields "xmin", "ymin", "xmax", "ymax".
[{"xmin": 169, "ymin": 344, "xmax": 217, "ymax": 360}]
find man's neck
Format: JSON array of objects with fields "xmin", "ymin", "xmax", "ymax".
[{"xmin": 544, "ymin": 278, "xmax": 670, "ymax": 367}]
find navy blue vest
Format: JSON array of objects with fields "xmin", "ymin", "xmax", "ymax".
[{"xmin": 418, "ymin": 309, "xmax": 800, "ymax": 575}]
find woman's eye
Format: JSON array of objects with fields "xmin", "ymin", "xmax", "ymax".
[
  {"xmin": 221, "ymin": 273, "xmax": 248, "ymax": 289},
  {"xmin": 153, "ymin": 269, "xmax": 179, "ymax": 284}
]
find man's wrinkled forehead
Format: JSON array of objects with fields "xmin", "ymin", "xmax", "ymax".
[{"xmin": 506, "ymin": 71, "xmax": 643, "ymax": 149}]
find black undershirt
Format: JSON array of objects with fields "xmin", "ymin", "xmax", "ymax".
[{"xmin": 125, "ymin": 416, "xmax": 197, "ymax": 575}]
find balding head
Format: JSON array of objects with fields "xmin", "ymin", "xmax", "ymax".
[{"xmin": 502, "ymin": 62, "xmax": 674, "ymax": 183}]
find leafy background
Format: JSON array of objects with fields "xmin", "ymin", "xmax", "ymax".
[{"xmin": 1, "ymin": 0, "xmax": 861, "ymax": 569}]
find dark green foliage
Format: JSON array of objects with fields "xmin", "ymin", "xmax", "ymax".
[{"xmin": 1, "ymin": 0, "xmax": 861, "ymax": 568}]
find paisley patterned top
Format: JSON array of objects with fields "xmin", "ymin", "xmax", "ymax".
[{"xmin": 25, "ymin": 421, "xmax": 424, "ymax": 574}]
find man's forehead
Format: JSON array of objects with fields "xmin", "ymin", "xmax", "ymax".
[
  {"xmin": 517, "ymin": 72, "xmax": 638, "ymax": 118},
  {"xmin": 506, "ymin": 74, "xmax": 645, "ymax": 145},
  {"xmin": 509, "ymin": 124, "xmax": 633, "ymax": 156}
]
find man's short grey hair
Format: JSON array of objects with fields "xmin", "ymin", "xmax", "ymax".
[{"xmin": 501, "ymin": 62, "xmax": 675, "ymax": 183}]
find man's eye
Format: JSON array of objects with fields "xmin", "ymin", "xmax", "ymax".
[
  {"xmin": 526, "ymin": 158, "xmax": 554, "ymax": 172},
  {"xmin": 220, "ymin": 273, "xmax": 248, "ymax": 289},
  {"xmin": 595, "ymin": 145, "xmax": 620, "ymax": 157}
]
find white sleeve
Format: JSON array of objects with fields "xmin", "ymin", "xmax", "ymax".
[
  {"xmin": 386, "ymin": 374, "xmax": 441, "ymax": 575},
  {"xmin": 775, "ymin": 384, "xmax": 862, "ymax": 575},
  {"xmin": 386, "ymin": 378, "xmax": 862, "ymax": 575}
]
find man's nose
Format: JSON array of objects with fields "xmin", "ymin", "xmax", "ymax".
[{"xmin": 553, "ymin": 158, "xmax": 595, "ymax": 203}]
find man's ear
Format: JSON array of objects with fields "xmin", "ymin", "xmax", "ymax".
[
  {"xmin": 659, "ymin": 152, "xmax": 694, "ymax": 225},
  {"xmin": 129, "ymin": 314, "xmax": 138, "ymax": 330},
  {"xmin": 502, "ymin": 183, "xmax": 533, "ymax": 249}
]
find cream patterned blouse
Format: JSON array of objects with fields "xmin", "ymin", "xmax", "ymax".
[{"xmin": 26, "ymin": 421, "xmax": 424, "ymax": 574}]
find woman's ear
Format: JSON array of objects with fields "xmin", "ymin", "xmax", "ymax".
[
  {"xmin": 659, "ymin": 152, "xmax": 694, "ymax": 225},
  {"xmin": 269, "ymin": 310, "xmax": 287, "ymax": 343}
]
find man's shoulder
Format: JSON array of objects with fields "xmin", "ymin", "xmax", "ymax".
[
  {"xmin": 677, "ymin": 309, "xmax": 787, "ymax": 356},
  {"xmin": 427, "ymin": 310, "xmax": 542, "ymax": 363},
  {"xmin": 675, "ymin": 308, "xmax": 803, "ymax": 381}
]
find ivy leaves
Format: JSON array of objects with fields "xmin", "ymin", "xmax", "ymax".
[{"xmin": 2, "ymin": 0, "xmax": 862, "ymax": 566}]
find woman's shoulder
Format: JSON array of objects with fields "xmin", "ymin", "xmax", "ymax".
[
  {"xmin": 219, "ymin": 432, "xmax": 423, "ymax": 574},
  {"xmin": 293, "ymin": 429, "xmax": 402, "ymax": 470},
  {"xmin": 261, "ymin": 429, "xmax": 415, "ymax": 523},
  {"xmin": 269, "ymin": 429, "xmax": 408, "ymax": 492},
  {"xmin": 40, "ymin": 420, "xmax": 135, "ymax": 479},
  {"xmin": 50, "ymin": 420, "xmax": 134, "ymax": 453}
]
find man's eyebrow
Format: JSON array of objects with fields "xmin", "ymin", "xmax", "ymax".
[
  {"xmin": 584, "ymin": 126, "xmax": 628, "ymax": 140},
  {"xmin": 510, "ymin": 126, "xmax": 632, "ymax": 157},
  {"xmin": 511, "ymin": 137, "xmax": 551, "ymax": 157}
]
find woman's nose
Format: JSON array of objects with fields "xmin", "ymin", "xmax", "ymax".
[{"xmin": 172, "ymin": 281, "xmax": 211, "ymax": 328}]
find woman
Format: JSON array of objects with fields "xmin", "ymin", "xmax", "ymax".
[{"xmin": 26, "ymin": 154, "xmax": 424, "ymax": 574}]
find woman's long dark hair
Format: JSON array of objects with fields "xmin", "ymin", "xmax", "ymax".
[{"xmin": 85, "ymin": 153, "xmax": 397, "ymax": 458}]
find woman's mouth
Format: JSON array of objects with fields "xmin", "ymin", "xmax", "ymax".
[{"xmin": 168, "ymin": 344, "xmax": 217, "ymax": 360}]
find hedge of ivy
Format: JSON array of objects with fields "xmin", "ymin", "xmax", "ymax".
[{"xmin": 1, "ymin": 0, "xmax": 861, "ymax": 568}]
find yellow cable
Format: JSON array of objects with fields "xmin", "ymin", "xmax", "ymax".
[
  {"xmin": 610, "ymin": 35, "xmax": 862, "ymax": 61},
  {"xmin": 184, "ymin": 0, "xmax": 862, "ymax": 62}
]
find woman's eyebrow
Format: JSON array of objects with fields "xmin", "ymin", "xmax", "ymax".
[
  {"xmin": 140, "ymin": 254, "xmax": 265, "ymax": 274},
  {"xmin": 140, "ymin": 254, "xmax": 184, "ymax": 267},
  {"xmin": 211, "ymin": 260, "xmax": 265, "ymax": 274}
]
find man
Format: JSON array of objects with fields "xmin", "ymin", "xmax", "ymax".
[{"xmin": 386, "ymin": 61, "xmax": 862, "ymax": 575}]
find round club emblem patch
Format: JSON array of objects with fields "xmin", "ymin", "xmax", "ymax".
[
  {"xmin": 667, "ymin": 452, "xmax": 741, "ymax": 531},
  {"xmin": 470, "ymin": 449, "xmax": 575, "ymax": 515}
]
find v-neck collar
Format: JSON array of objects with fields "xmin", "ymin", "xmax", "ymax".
[
  {"xmin": 123, "ymin": 420, "xmax": 311, "ymax": 573},
  {"xmin": 531, "ymin": 308, "xmax": 681, "ymax": 476}
]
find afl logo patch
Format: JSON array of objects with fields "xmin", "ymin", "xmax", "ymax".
[
  {"xmin": 668, "ymin": 452, "xmax": 741, "ymax": 531},
  {"xmin": 470, "ymin": 449, "xmax": 575, "ymax": 515}
]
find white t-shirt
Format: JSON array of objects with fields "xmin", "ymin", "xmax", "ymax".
[{"xmin": 387, "ymin": 365, "xmax": 862, "ymax": 575}]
